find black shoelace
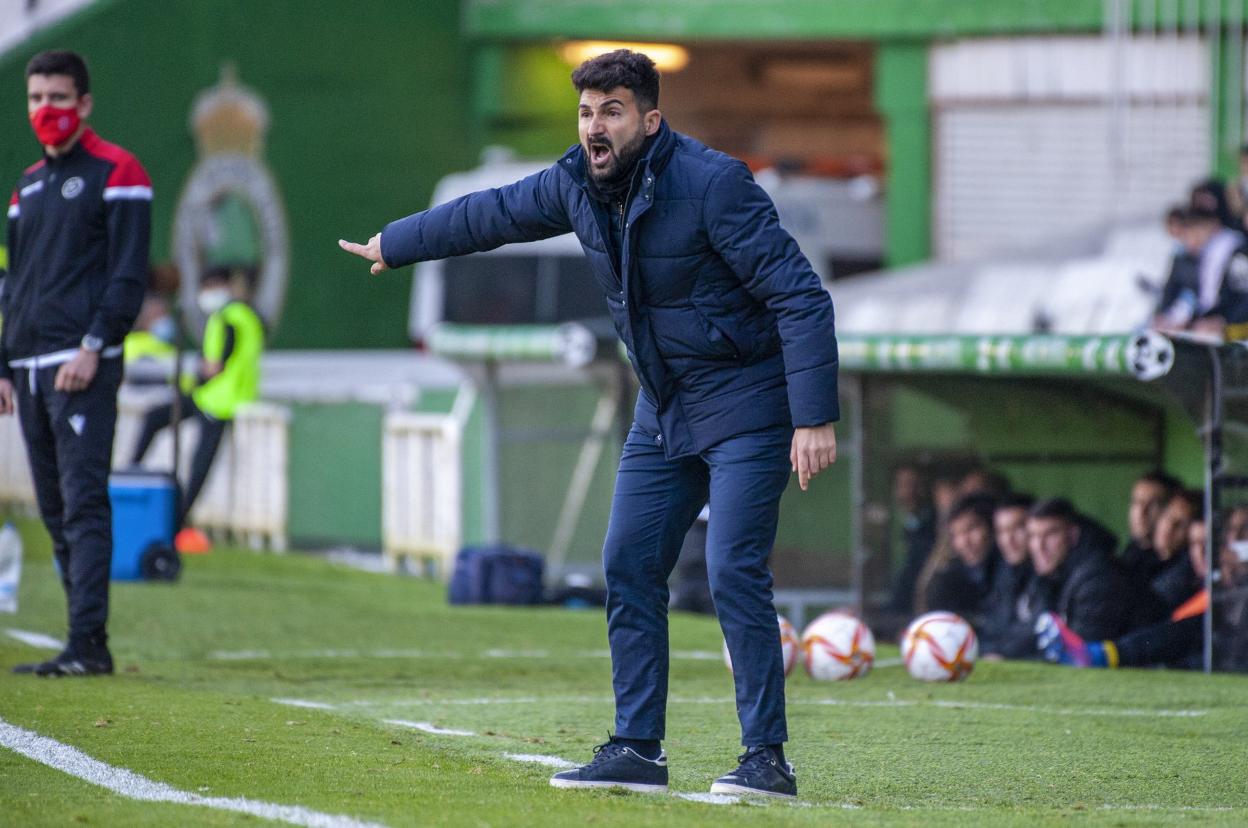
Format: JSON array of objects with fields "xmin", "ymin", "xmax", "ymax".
[
  {"xmin": 586, "ymin": 738, "xmax": 627, "ymax": 768},
  {"xmin": 735, "ymin": 747, "xmax": 778, "ymax": 778}
]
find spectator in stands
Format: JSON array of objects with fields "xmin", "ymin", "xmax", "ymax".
[
  {"xmin": 1118, "ymin": 471, "xmax": 1180, "ymax": 585},
  {"xmin": 1151, "ymin": 207, "xmax": 1199, "ymax": 330},
  {"xmin": 122, "ymin": 292, "xmax": 177, "ymax": 371},
  {"xmin": 1040, "ymin": 509, "xmax": 1248, "ymax": 672},
  {"xmin": 1020, "ymin": 498, "xmax": 1134, "ymax": 642},
  {"xmin": 1190, "ymin": 179, "xmax": 1237, "ymax": 230},
  {"xmin": 958, "ymin": 466, "xmax": 1010, "ymax": 500},
  {"xmin": 1147, "ymin": 489, "xmax": 1203, "ymax": 615},
  {"xmin": 1222, "ymin": 504, "xmax": 1248, "ymax": 587},
  {"xmin": 887, "ymin": 462, "xmax": 936, "ymax": 615},
  {"xmin": 1226, "ymin": 144, "xmax": 1248, "ymax": 229},
  {"xmin": 930, "ymin": 468, "xmax": 963, "ymax": 521},
  {"xmin": 980, "ymin": 493, "xmax": 1036, "ymax": 658},
  {"xmin": 918, "ymin": 494, "xmax": 999, "ymax": 623},
  {"xmin": 130, "ymin": 265, "xmax": 265, "ymax": 537},
  {"xmin": 1154, "ymin": 207, "xmax": 1248, "ymax": 338}
]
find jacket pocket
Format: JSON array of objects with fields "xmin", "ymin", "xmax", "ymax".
[{"xmin": 692, "ymin": 307, "xmax": 748, "ymax": 360}]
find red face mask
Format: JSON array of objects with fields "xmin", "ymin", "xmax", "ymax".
[{"xmin": 30, "ymin": 104, "xmax": 81, "ymax": 147}]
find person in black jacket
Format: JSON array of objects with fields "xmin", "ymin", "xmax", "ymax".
[
  {"xmin": 980, "ymin": 493, "xmax": 1035, "ymax": 658},
  {"xmin": 2, "ymin": 51, "xmax": 150, "ymax": 678},
  {"xmin": 921, "ymin": 494, "xmax": 998, "ymax": 624},
  {"xmin": 1040, "ymin": 515, "xmax": 1248, "ymax": 671},
  {"xmin": 1154, "ymin": 207, "xmax": 1248, "ymax": 337},
  {"xmin": 1146, "ymin": 490, "xmax": 1203, "ymax": 616},
  {"xmin": 1117, "ymin": 471, "xmax": 1179, "ymax": 586},
  {"xmin": 1013, "ymin": 499, "xmax": 1134, "ymax": 647},
  {"xmin": 887, "ymin": 462, "xmax": 937, "ymax": 615}
]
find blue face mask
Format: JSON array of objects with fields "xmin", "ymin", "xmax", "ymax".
[{"xmin": 150, "ymin": 316, "xmax": 176, "ymax": 344}]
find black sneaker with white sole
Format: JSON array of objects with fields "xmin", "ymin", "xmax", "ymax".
[
  {"xmin": 11, "ymin": 643, "xmax": 114, "ymax": 677},
  {"xmin": 550, "ymin": 738, "xmax": 669, "ymax": 793},
  {"xmin": 710, "ymin": 746, "xmax": 797, "ymax": 799}
]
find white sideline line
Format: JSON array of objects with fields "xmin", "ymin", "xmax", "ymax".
[
  {"xmin": 502, "ymin": 753, "xmax": 577, "ymax": 769},
  {"xmin": 483, "ymin": 649, "xmax": 548, "ymax": 659},
  {"xmin": 798, "ymin": 698, "xmax": 1209, "ymax": 718},
  {"xmin": 272, "ymin": 698, "xmax": 337, "ymax": 711},
  {"xmin": 209, "ymin": 648, "xmax": 720, "ymax": 662},
  {"xmin": 0, "ymin": 717, "xmax": 386, "ymax": 828},
  {"xmin": 670, "ymin": 650, "xmax": 721, "ymax": 661},
  {"xmin": 5, "ymin": 628, "xmax": 64, "ymax": 650},
  {"xmin": 325, "ymin": 694, "xmax": 1209, "ymax": 719},
  {"xmin": 674, "ymin": 792, "xmax": 742, "ymax": 805},
  {"xmin": 383, "ymin": 719, "xmax": 476, "ymax": 737}
]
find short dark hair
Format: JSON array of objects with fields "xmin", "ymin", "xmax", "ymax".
[
  {"xmin": 1168, "ymin": 488, "xmax": 1204, "ymax": 515},
  {"xmin": 1189, "ymin": 205, "xmax": 1221, "ymax": 225},
  {"xmin": 571, "ymin": 49, "xmax": 660, "ymax": 112},
  {"xmin": 1029, "ymin": 497, "xmax": 1078, "ymax": 524},
  {"xmin": 201, "ymin": 266, "xmax": 232, "ymax": 286},
  {"xmin": 949, "ymin": 494, "xmax": 997, "ymax": 527},
  {"xmin": 26, "ymin": 50, "xmax": 90, "ymax": 96},
  {"xmin": 1137, "ymin": 470, "xmax": 1182, "ymax": 498},
  {"xmin": 997, "ymin": 493, "xmax": 1036, "ymax": 513}
]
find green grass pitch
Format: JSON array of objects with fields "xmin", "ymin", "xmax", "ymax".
[{"xmin": 1, "ymin": 515, "xmax": 1246, "ymax": 827}]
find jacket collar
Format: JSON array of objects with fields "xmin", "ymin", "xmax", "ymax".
[
  {"xmin": 558, "ymin": 118, "xmax": 677, "ymax": 189},
  {"xmin": 44, "ymin": 126, "xmax": 94, "ymax": 165}
]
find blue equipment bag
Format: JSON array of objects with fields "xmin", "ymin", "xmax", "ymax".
[{"xmin": 448, "ymin": 545, "xmax": 545, "ymax": 605}]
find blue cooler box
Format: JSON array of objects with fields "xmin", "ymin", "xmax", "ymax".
[{"xmin": 109, "ymin": 472, "xmax": 177, "ymax": 581}]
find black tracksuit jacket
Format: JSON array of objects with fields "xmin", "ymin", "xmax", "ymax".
[{"xmin": 2, "ymin": 128, "xmax": 150, "ymax": 377}]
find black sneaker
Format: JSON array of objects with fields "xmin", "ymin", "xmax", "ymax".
[
  {"xmin": 710, "ymin": 746, "xmax": 797, "ymax": 799},
  {"xmin": 550, "ymin": 737, "xmax": 669, "ymax": 793},
  {"xmin": 12, "ymin": 644, "xmax": 114, "ymax": 677}
]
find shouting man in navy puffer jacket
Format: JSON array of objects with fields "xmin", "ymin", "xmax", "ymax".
[{"xmin": 341, "ymin": 49, "xmax": 838, "ymax": 800}]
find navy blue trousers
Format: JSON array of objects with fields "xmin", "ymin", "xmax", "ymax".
[
  {"xmin": 603, "ymin": 422, "xmax": 791, "ymax": 746},
  {"xmin": 14, "ymin": 359, "xmax": 122, "ymax": 644}
]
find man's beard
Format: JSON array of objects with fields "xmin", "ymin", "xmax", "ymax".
[{"xmin": 586, "ymin": 129, "xmax": 646, "ymax": 185}]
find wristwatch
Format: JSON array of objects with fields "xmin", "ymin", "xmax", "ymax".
[{"xmin": 80, "ymin": 334, "xmax": 104, "ymax": 353}]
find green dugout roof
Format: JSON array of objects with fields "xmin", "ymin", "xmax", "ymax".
[
  {"xmin": 429, "ymin": 325, "xmax": 1177, "ymax": 380},
  {"xmin": 462, "ymin": 0, "xmax": 1248, "ymax": 41}
]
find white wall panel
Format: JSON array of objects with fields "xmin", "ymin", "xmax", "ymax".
[{"xmin": 932, "ymin": 36, "xmax": 1210, "ymax": 262}]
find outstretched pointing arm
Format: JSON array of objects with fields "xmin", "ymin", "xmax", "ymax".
[{"xmin": 340, "ymin": 165, "xmax": 572, "ymax": 275}]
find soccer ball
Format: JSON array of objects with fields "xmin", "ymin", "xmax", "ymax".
[
  {"xmin": 901, "ymin": 612, "xmax": 979, "ymax": 682},
  {"xmin": 722, "ymin": 614, "xmax": 800, "ymax": 677},
  {"xmin": 800, "ymin": 611, "xmax": 875, "ymax": 681}
]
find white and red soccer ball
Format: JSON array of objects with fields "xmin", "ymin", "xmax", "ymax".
[
  {"xmin": 800, "ymin": 611, "xmax": 875, "ymax": 681},
  {"xmin": 722, "ymin": 614, "xmax": 800, "ymax": 677},
  {"xmin": 901, "ymin": 611, "xmax": 978, "ymax": 682}
]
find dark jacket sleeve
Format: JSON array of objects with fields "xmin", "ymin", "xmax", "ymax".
[
  {"xmin": 90, "ymin": 185, "xmax": 151, "ymax": 346},
  {"xmin": 1208, "ymin": 247, "xmax": 1248, "ymax": 324},
  {"xmin": 1, "ymin": 189, "xmax": 15, "ymax": 381},
  {"xmin": 380, "ymin": 165, "xmax": 572, "ymax": 269},
  {"xmin": 1155, "ymin": 253, "xmax": 1196, "ymax": 315},
  {"xmin": 704, "ymin": 161, "xmax": 839, "ymax": 426},
  {"xmin": 1064, "ymin": 565, "xmax": 1132, "ymax": 641}
]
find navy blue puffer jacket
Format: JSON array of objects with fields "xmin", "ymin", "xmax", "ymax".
[{"xmin": 381, "ymin": 121, "xmax": 839, "ymax": 458}]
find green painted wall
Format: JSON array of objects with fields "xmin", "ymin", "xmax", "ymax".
[
  {"xmin": 473, "ymin": 44, "xmax": 577, "ymax": 157},
  {"xmin": 873, "ymin": 377, "xmax": 1168, "ymax": 540},
  {"xmin": 874, "ymin": 42, "xmax": 930, "ymax": 266},
  {"xmin": 0, "ymin": 0, "xmax": 477, "ymax": 349}
]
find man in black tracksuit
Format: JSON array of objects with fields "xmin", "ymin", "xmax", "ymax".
[
  {"xmin": 1, "ymin": 51, "xmax": 150, "ymax": 676},
  {"xmin": 992, "ymin": 499, "xmax": 1134, "ymax": 656}
]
